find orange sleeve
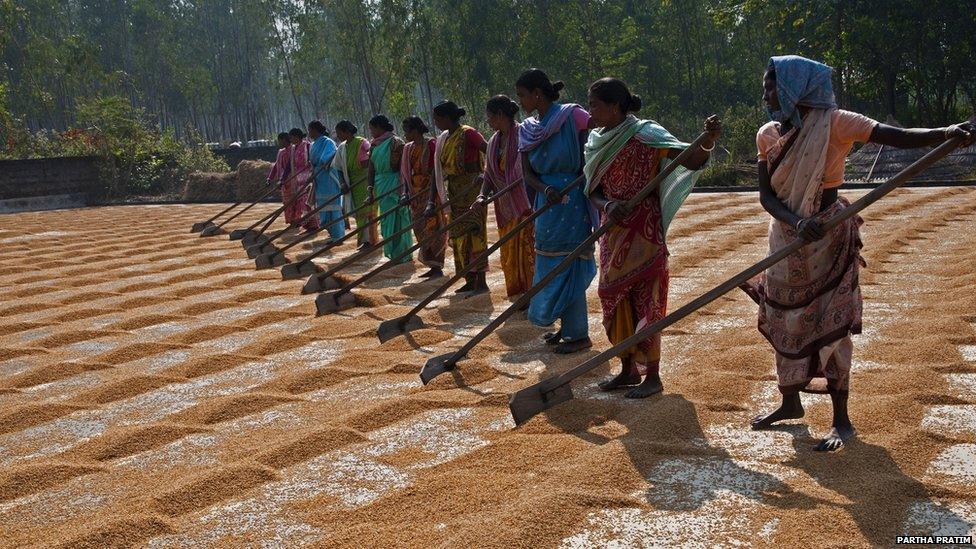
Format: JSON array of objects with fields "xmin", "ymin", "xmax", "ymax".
[
  {"xmin": 833, "ymin": 110, "xmax": 878, "ymax": 144},
  {"xmin": 756, "ymin": 121, "xmax": 780, "ymax": 162}
]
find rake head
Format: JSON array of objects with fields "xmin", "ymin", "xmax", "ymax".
[
  {"xmin": 199, "ymin": 225, "xmax": 222, "ymax": 237},
  {"xmin": 301, "ymin": 273, "xmax": 340, "ymax": 294},
  {"xmin": 376, "ymin": 314, "xmax": 425, "ymax": 344},
  {"xmin": 228, "ymin": 228, "xmax": 253, "ymax": 241},
  {"xmin": 255, "ymin": 251, "xmax": 288, "ymax": 270},
  {"xmin": 508, "ymin": 382, "xmax": 574, "ymax": 427},
  {"xmin": 246, "ymin": 242, "xmax": 277, "ymax": 259},
  {"xmin": 315, "ymin": 290, "xmax": 358, "ymax": 315},
  {"xmin": 280, "ymin": 260, "xmax": 317, "ymax": 280},
  {"xmin": 191, "ymin": 221, "xmax": 214, "ymax": 233},
  {"xmin": 420, "ymin": 352, "xmax": 461, "ymax": 385}
]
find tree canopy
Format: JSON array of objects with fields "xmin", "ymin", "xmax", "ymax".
[{"xmin": 2, "ymin": 0, "xmax": 974, "ymax": 157}]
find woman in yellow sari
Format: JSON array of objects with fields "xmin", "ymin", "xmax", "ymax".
[{"xmin": 430, "ymin": 101, "xmax": 488, "ymax": 293}]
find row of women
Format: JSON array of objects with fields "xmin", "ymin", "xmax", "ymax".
[{"xmin": 267, "ymin": 58, "xmax": 975, "ymax": 452}]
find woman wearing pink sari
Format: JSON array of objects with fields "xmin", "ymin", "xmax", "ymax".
[
  {"xmin": 474, "ymin": 95, "xmax": 534, "ymax": 297},
  {"xmin": 266, "ymin": 132, "xmax": 292, "ymax": 193},
  {"xmin": 747, "ymin": 55, "xmax": 975, "ymax": 452},
  {"xmin": 288, "ymin": 127, "xmax": 319, "ymax": 233}
]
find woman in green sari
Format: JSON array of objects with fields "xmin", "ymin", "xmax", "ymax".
[
  {"xmin": 367, "ymin": 115, "xmax": 413, "ymax": 262},
  {"xmin": 335, "ymin": 120, "xmax": 377, "ymax": 249}
]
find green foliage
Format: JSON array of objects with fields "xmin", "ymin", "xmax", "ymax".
[
  {"xmin": 1, "ymin": 0, "xmax": 974, "ymax": 177},
  {"xmin": 2, "ymin": 95, "xmax": 228, "ymax": 200}
]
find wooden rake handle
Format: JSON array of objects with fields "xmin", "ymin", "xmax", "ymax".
[
  {"xmin": 275, "ymin": 183, "xmax": 397, "ymax": 257},
  {"xmin": 448, "ymin": 131, "xmax": 711, "ymax": 361}
]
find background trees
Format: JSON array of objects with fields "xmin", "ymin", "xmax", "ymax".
[{"xmin": 2, "ymin": 0, "xmax": 974, "ymax": 159}]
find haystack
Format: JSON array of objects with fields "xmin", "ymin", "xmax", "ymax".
[
  {"xmin": 182, "ymin": 172, "xmax": 236, "ymax": 202},
  {"xmin": 235, "ymin": 160, "xmax": 274, "ymax": 201},
  {"xmin": 182, "ymin": 159, "xmax": 275, "ymax": 202}
]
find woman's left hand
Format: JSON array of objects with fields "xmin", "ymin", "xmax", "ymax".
[
  {"xmin": 946, "ymin": 121, "xmax": 976, "ymax": 148},
  {"xmin": 702, "ymin": 115, "xmax": 723, "ymax": 148}
]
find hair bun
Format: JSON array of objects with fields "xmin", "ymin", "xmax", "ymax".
[
  {"xmin": 628, "ymin": 94, "xmax": 643, "ymax": 113},
  {"xmin": 552, "ymin": 81, "xmax": 565, "ymax": 92},
  {"xmin": 458, "ymin": 108, "xmax": 466, "ymax": 117}
]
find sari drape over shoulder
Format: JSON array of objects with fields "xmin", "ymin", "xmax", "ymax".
[
  {"xmin": 310, "ymin": 135, "xmax": 344, "ymax": 239},
  {"xmin": 485, "ymin": 124, "xmax": 534, "ymax": 296},
  {"xmin": 401, "ymin": 138, "xmax": 446, "ymax": 269},
  {"xmin": 742, "ymin": 107, "xmax": 864, "ymax": 393},
  {"xmin": 371, "ymin": 133, "xmax": 412, "ymax": 262},
  {"xmin": 583, "ymin": 116, "xmax": 698, "ymax": 370},
  {"xmin": 435, "ymin": 125, "xmax": 487, "ymax": 274},
  {"xmin": 337, "ymin": 136, "xmax": 377, "ymax": 245},
  {"xmin": 288, "ymin": 139, "xmax": 317, "ymax": 229},
  {"xmin": 520, "ymin": 103, "xmax": 595, "ymax": 342}
]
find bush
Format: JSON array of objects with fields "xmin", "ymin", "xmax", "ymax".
[
  {"xmin": 697, "ymin": 160, "xmax": 755, "ymax": 187},
  {"xmin": 1, "ymin": 94, "xmax": 229, "ymax": 201}
]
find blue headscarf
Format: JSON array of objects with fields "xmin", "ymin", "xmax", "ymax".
[{"xmin": 767, "ymin": 55, "xmax": 837, "ymax": 128}]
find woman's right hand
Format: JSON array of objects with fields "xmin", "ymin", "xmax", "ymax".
[
  {"xmin": 604, "ymin": 201, "xmax": 630, "ymax": 224},
  {"xmin": 544, "ymin": 185, "xmax": 562, "ymax": 206},
  {"xmin": 946, "ymin": 121, "xmax": 976, "ymax": 148},
  {"xmin": 795, "ymin": 217, "xmax": 826, "ymax": 241}
]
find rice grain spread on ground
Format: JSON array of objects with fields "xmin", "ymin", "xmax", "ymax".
[{"xmin": 1, "ymin": 188, "xmax": 974, "ymax": 547}]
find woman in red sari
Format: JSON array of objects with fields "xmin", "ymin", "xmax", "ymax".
[{"xmin": 584, "ymin": 78, "xmax": 720, "ymax": 399}]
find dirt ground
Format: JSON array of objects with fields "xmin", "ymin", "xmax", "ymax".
[{"xmin": 1, "ymin": 188, "xmax": 974, "ymax": 548}]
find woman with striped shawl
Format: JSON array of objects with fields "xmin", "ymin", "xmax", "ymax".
[
  {"xmin": 748, "ymin": 55, "xmax": 974, "ymax": 451},
  {"xmin": 367, "ymin": 115, "xmax": 412, "ymax": 263},
  {"xmin": 584, "ymin": 78, "xmax": 720, "ymax": 398},
  {"xmin": 400, "ymin": 116, "xmax": 446, "ymax": 278},
  {"xmin": 473, "ymin": 95, "xmax": 535, "ymax": 297},
  {"xmin": 335, "ymin": 121, "xmax": 376, "ymax": 249}
]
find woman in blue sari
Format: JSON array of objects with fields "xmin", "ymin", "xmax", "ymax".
[
  {"xmin": 516, "ymin": 68, "xmax": 596, "ymax": 354},
  {"xmin": 307, "ymin": 120, "xmax": 345, "ymax": 241}
]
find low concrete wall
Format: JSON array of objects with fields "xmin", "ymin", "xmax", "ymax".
[{"xmin": 0, "ymin": 156, "xmax": 101, "ymax": 213}]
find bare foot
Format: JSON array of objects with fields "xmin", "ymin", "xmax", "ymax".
[
  {"xmin": 814, "ymin": 424, "xmax": 856, "ymax": 452},
  {"xmin": 543, "ymin": 331, "xmax": 562, "ymax": 346},
  {"xmin": 598, "ymin": 371, "xmax": 641, "ymax": 391},
  {"xmin": 625, "ymin": 373, "xmax": 663, "ymax": 399},
  {"xmin": 751, "ymin": 395, "xmax": 804, "ymax": 430},
  {"xmin": 553, "ymin": 337, "xmax": 592, "ymax": 354}
]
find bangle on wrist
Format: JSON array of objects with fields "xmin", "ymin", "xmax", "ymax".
[{"xmin": 700, "ymin": 141, "xmax": 715, "ymax": 152}]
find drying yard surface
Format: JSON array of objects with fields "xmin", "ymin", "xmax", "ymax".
[{"xmin": 1, "ymin": 188, "xmax": 975, "ymax": 547}]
